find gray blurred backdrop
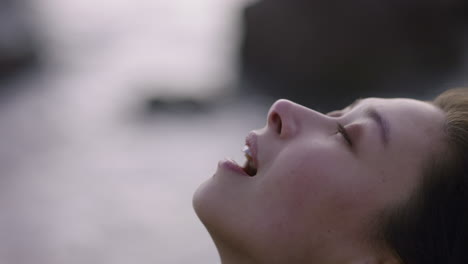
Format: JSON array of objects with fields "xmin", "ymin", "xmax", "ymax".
[{"xmin": 0, "ymin": 0, "xmax": 467, "ymax": 263}]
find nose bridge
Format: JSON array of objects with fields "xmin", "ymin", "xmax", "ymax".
[{"xmin": 268, "ymin": 99, "xmax": 332, "ymax": 138}]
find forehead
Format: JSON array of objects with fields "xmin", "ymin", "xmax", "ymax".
[
  {"xmin": 359, "ymin": 97, "xmax": 446, "ymax": 151},
  {"xmin": 348, "ymin": 97, "xmax": 438, "ymax": 114},
  {"xmin": 363, "ymin": 97, "xmax": 443, "ymax": 124}
]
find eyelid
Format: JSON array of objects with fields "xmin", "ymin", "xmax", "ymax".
[
  {"xmin": 337, "ymin": 123, "xmax": 353, "ymax": 147},
  {"xmin": 327, "ymin": 110, "xmax": 344, "ymax": 117}
]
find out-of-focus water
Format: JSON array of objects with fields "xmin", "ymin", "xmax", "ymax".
[
  {"xmin": 29, "ymin": 0, "xmax": 253, "ymax": 99},
  {"xmin": 0, "ymin": 0, "xmax": 265, "ymax": 263},
  {"xmin": 0, "ymin": 85, "xmax": 268, "ymax": 263}
]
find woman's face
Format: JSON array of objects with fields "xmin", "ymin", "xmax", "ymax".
[{"xmin": 193, "ymin": 98, "xmax": 445, "ymax": 263}]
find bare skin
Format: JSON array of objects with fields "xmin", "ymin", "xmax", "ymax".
[{"xmin": 194, "ymin": 98, "xmax": 445, "ymax": 264}]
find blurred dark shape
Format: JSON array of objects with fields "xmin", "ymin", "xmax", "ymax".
[
  {"xmin": 144, "ymin": 96, "xmax": 213, "ymax": 115},
  {"xmin": 240, "ymin": 0, "xmax": 468, "ymax": 111},
  {"xmin": 0, "ymin": 0, "xmax": 40, "ymax": 88}
]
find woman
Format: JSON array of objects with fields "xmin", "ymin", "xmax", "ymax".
[{"xmin": 193, "ymin": 88, "xmax": 468, "ymax": 264}]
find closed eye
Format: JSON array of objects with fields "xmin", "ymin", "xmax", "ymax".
[
  {"xmin": 337, "ymin": 123, "xmax": 353, "ymax": 147},
  {"xmin": 326, "ymin": 110, "xmax": 343, "ymax": 117}
]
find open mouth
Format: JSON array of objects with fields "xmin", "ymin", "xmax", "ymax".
[{"xmin": 242, "ymin": 145, "xmax": 257, "ymax": 177}]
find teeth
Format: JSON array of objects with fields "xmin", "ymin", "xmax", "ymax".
[
  {"xmin": 241, "ymin": 145, "xmax": 257, "ymax": 176},
  {"xmin": 242, "ymin": 145, "xmax": 252, "ymax": 158}
]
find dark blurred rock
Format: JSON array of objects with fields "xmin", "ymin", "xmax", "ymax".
[
  {"xmin": 240, "ymin": 0, "xmax": 468, "ymax": 111},
  {"xmin": 144, "ymin": 96, "xmax": 213, "ymax": 115},
  {"xmin": 0, "ymin": 0, "xmax": 40, "ymax": 86}
]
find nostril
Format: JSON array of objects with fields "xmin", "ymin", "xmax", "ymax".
[{"xmin": 271, "ymin": 112, "xmax": 282, "ymax": 135}]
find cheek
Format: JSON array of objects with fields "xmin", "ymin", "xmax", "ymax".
[
  {"xmin": 264, "ymin": 148, "xmax": 345, "ymax": 215},
  {"xmin": 263, "ymin": 146, "xmax": 374, "ymax": 222}
]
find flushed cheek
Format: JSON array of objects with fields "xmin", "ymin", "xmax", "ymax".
[
  {"xmin": 260, "ymin": 159, "xmax": 331, "ymax": 220},
  {"xmin": 271, "ymin": 159, "xmax": 365, "ymax": 219}
]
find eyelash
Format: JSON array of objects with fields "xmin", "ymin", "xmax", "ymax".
[{"xmin": 337, "ymin": 123, "xmax": 353, "ymax": 147}]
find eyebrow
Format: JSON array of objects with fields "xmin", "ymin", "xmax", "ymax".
[
  {"xmin": 365, "ymin": 108, "xmax": 390, "ymax": 148},
  {"xmin": 348, "ymin": 98, "xmax": 363, "ymax": 110},
  {"xmin": 349, "ymin": 99, "xmax": 390, "ymax": 148}
]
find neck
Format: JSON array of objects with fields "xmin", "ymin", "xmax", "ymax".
[
  {"xmin": 216, "ymin": 241, "xmax": 391, "ymax": 264},
  {"xmin": 211, "ymin": 235, "xmax": 257, "ymax": 264},
  {"xmin": 220, "ymin": 254, "xmax": 255, "ymax": 264},
  {"xmin": 211, "ymin": 229, "xmax": 391, "ymax": 264}
]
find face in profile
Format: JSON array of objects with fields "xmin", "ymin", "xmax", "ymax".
[{"xmin": 193, "ymin": 98, "xmax": 445, "ymax": 263}]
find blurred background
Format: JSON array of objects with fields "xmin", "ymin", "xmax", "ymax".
[{"xmin": 0, "ymin": 0, "xmax": 467, "ymax": 263}]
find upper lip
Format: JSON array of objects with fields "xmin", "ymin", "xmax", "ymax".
[{"xmin": 245, "ymin": 131, "xmax": 259, "ymax": 170}]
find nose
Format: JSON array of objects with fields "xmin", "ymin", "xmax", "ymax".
[
  {"xmin": 267, "ymin": 99, "xmax": 332, "ymax": 138},
  {"xmin": 267, "ymin": 99, "xmax": 298, "ymax": 138}
]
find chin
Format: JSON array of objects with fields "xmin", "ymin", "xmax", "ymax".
[
  {"xmin": 192, "ymin": 176, "xmax": 222, "ymax": 226},
  {"xmin": 192, "ymin": 178, "xmax": 210, "ymax": 218}
]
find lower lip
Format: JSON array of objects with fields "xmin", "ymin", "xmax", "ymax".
[{"xmin": 218, "ymin": 159, "xmax": 249, "ymax": 176}]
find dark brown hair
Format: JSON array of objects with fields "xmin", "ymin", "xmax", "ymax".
[{"xmin": 380, "ymin": 88, "xmax": 468, "ymax": 263}]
